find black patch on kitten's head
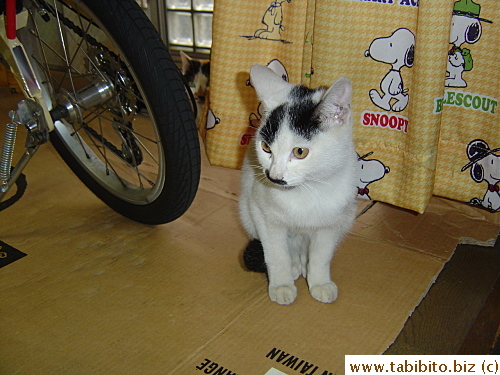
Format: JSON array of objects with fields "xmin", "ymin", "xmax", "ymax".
[
  {"xmin": 288, "ymin": 86, "xmax": 322, "ymax": 140},
  {"xmin": 260, "ymin": 104, "xmax": 286, "ymax": 145},
  {"xmin": 259, "ymin": 85, "xmax": 322, "ymax": 144}
]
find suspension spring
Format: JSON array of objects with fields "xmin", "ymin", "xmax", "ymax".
[{"xmin": 0, "ymin": 115, "xmax": 18, "ymax": 190}]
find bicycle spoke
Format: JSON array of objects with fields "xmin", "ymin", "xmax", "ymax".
[
  {"xmin": 51, "ymin": 0, "xmax": 76, "ymax": 94},
  {"xmin": 82, "ymin": 126, "xmax": 128, "ymax": 188},
  {"xmin": 131, "ymin": 134, "xmax": 160, "ymax": 166}
]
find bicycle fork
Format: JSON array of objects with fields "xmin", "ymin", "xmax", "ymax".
[
  {"xmin": 0, "ymin": 4, "xmax": 118, "ymax": 205},
  {"xmin": 0, "ymin": 6, "xmax": 115, "ymax": 203},
  {"xmin": 0, "ymin": 3, "xmax": 53, "ymax": 203}
]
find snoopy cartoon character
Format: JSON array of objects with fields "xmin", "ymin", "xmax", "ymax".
[
  {"xmin": 357, "ymin": 152, "xmax": 390, "ymax": 200},
  {"xmin": 446, "ymin": 0, "xmax": 492, "ymax": 88},
  {"xmin": 253, "ymin": 0, "xmax": 291, "ymax": 41},
  {"xmin": 365, "ymin": 28, "xmax": 415, "ymax": 112},
  {"xmin": 461, "ymin": 139, "xmax": 500, "ymax": 211}
]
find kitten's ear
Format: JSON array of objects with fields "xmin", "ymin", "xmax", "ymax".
[
  {"xmin": 318, "ymin": 77, "xmax": 352, "ymax": 128},
  {"xmin": 250, "ymin": 65, "xmax": 294, "ymax": 111},
  {"xmin": 180, "ymin": 51, "xmax": 192, "ymax": 74}
]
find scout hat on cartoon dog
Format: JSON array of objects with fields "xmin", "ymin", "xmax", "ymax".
[
  {"xmin": 461, "ymin": 139, "xmax": 500, "ymax": 176},
  {"xmin": 453, "ymin": 0, "xmax": 493, "ymax": 23}
]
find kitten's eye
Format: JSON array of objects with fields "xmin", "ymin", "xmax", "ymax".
[
  {"xmin": 293, "ymin": 147, "xmax": 309, "ymax": 159},
  {"xmin": 261, "ymin": 141, "xmax": 272, "ymax": 153}
]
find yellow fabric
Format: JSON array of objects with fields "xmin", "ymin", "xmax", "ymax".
[{"xmin": 206, "ymin": 0, "xmax": 499, "ymax": 213}]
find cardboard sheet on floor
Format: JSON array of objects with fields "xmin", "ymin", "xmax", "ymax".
[{"xmin": 0, "ymin": 141, "xmax": 498, "ymax": 375}]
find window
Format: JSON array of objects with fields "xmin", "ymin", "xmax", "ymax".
[{"xmin": 166, "ymin": 0, "xmax": 213, "ymax": 54}]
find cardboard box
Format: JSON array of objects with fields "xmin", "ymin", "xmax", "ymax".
[{"xmin": 1, "ymin": 139, "xmax": 498, "ymax": 375}]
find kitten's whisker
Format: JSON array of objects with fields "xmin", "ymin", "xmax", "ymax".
[
  {"xmin": 253, "ymin": 169, "xmax": 268, "ymax": 184},
  {"xmin": 302, "ymin": 181, "xmax": 344, "ymax": 207},
  {"xmin": 299, "ymin": 182, "xmax": 320, "ymax": 203},
  {"xmin": 307, "ymin": 176, "xmax": 329, "ymax": 185}
]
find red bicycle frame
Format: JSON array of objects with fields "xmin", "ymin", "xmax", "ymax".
[{"xmin": 6, "ymin": 0, "xmax": 16, "ymax": 39}]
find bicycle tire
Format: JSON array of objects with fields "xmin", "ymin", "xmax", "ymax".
[{"xmin": 21, "ymin": 0, "xmax": 200, "ymax": 224}]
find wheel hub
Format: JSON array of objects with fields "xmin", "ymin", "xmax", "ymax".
[{"xmin": 54, "ymin": 75, "xmax": 115, "ymax": 124}]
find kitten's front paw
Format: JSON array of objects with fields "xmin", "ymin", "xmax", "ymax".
[
  {"xmin": 310, "ymin": 282, "xmax": 338, "ymax": 303},
  {"xmin": 269, "ymin": 285, "xmax": 297, "ymax": 305}
]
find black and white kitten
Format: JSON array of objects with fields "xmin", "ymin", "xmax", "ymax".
[{"xmin": 239, "ymin": 65, "xmax": 357, "ymax": 305}]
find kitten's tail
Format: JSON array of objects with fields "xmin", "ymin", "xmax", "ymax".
[{"xmin": 243, "ymin": 239, "xmax": 268, "ymax": 274}]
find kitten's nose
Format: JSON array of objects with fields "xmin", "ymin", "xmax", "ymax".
[{"xmin": 265, "ymin": 170, "xmax": 287, "ymax": 186}]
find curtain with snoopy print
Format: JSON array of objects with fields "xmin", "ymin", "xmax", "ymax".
[{"xmin": 203, "ymin": 0, "xmax": 499, "ymax": 214}]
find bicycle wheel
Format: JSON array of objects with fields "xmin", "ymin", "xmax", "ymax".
[{"xmin": 18, "ymin": 0, "xmax": 200, "ymax": 224}]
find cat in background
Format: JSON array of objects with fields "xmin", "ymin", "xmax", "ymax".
[
  {"xmin": 239, "ymin": 65, "xmax": 357, "ymax": 305},
  {"xmin": 180, "ymin": 51, "xmax": 210, "ymax": 122}
]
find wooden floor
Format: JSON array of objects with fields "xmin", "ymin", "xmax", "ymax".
[{"xmin": 386, "ymin": 236, "xmax": 500, "ymax": 354}]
